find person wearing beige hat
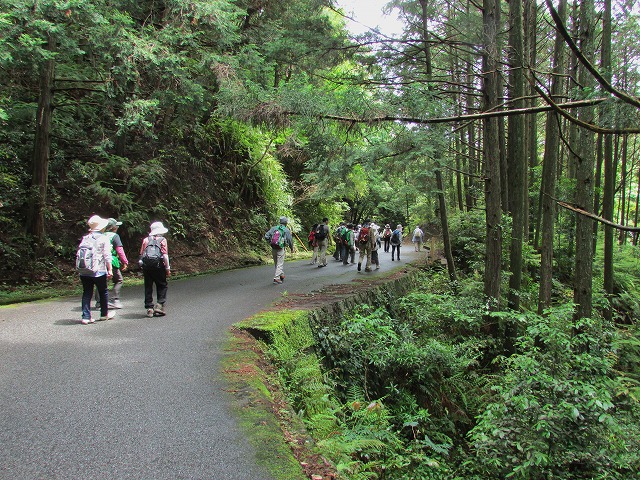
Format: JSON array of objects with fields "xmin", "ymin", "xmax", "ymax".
[
  {"xmin": 139, "ymin": 221, "xmax": 171, "ymax": 317},
  {"xmin": 77, "ymin": 215, "xmax": 114, "ymax": 324}
]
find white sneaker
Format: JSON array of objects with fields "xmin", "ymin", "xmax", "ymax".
[
  {"xmin": 146, "ymin": 308, "xmax": 154, "ymax": 318},
  {"xmin": 81, "ymin": 318, "xmax": 95, "ymax": 325},
  {"xmin": 99, "ymin": 311, "xmax": 116, "ymax": 321}
]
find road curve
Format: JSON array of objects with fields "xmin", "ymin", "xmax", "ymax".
[{"xmin": 0, "ymin": 246, "xmax": 423, "ymax": 479}]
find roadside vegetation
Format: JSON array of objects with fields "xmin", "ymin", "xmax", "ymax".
[{"xmin": 254, "ymin": 218, "xmax": 640, "ymax": 479}]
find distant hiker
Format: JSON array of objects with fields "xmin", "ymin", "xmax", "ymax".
[
  {"xmin": 265, "ymin": 216, "xmax": 294, "ymax": 284},
  {"xmin": 356, "ymin": 219, "xmax": 375, "ymax": 272},
  {"xmin": 139, "ymin": 221, "xmax": 171, "ymax": 317},
  {"xmin": 308, "ymin": 224, "xmax": 318, "ymax": 265},
  {"xmin": 412, "ymin": 225, "xmax": 424, "ymax": 252},
  {"xmin": 382, "ymin": 224, "xmax": 392, "ymax": 252},
  {"xmin": 315, "ymin": 217, "xmax": 330, "ymax": 268},
  {"xmin": 333, "ymin": 222, "xmax": 346, "ymax": 261},
  {"xmin": 77, "ymin": 215, "xmax": 114, "ymax": 324},
  {"xmin": 342, "ymin": 223, "xmax": 356, "ymax": 265},
  {"xmin": 371, "ymin": 223, "xmax": 381, "ymax": 270},
  {"xmin": 390, "ymin": 224, "xmax": 403, "ymax": 261},
  {"xmin": 104, "ymin": 218, "xmax": 128, "ymax": 309}
]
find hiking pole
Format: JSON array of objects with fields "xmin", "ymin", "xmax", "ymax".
[{"xmin": 293, "ymin": 232, "xmax": 308, "ymax": 252}]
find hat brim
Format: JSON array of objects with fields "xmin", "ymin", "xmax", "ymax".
[
  {"xmin": 150, "ymin": 227, "xmax": 168, "ymax": 235},
  {"xmin": 91, "ymin": 219, "xmax": 109, "ymax": 231}
]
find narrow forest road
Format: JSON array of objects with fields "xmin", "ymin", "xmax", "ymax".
[{"xmin": 0, "ymin": 246, "xmax": 423, "ymax": 479}]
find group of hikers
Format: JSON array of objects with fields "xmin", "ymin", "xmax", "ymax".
[
  {"xmin": 75, "ymin": 215, "xmax": 171, "ymax": 324},
  {"xmin": 265, "ymin": 217, "xmax": 426, "ymax": 285},
  {"xmin": 76, "ymin": 214, "xmax": 426, "ymax": 321}
]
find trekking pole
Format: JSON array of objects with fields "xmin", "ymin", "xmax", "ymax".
[{"xmin": 293, "ymin": 232, "xmax": 309, "ymax": 252}]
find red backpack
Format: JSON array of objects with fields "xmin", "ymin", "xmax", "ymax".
[{"xmin": 358, "ymin": 227, "xmax": 370, "ymax": 245}]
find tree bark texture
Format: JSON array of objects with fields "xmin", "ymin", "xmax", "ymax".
[
  {"xmin": 482, "ymin": 0, "xmax": 503, "ymax": 329},
  {"xmin": 573, "ymin": 0, "xmax": 596, "ymax": 321},
  {"xmin": 26, "ymin": 36, "xmax": 56, "ymax": 243}
]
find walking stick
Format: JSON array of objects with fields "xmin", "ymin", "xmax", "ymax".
[{"xmin": 293, "ymin": 232, "xmax": 309, "ymax": 252}]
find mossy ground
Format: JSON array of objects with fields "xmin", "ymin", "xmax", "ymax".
[{"xmin": 221, "ymin": 323, "xmax": 335, "ymax": 479}]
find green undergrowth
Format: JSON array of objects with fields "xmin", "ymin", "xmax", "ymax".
[
  {"xmin": 221, "ymin": 320, "xmax": 307, "ymax": 480},
  {"xmin": 233, "ymin": 270, "xmax": 640, "ymax": 480}
]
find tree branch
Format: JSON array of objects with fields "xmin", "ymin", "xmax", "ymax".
[
  {"xmin": 285, "ymin": 98, "xmax": 606, "ymax": 126},
  {"xmin": 555, "ymin": 198, "xmax": 640, "ymax": 232},
  {"xmin": 545, "ymin": 0, "xmax": 640, "ymax": 109}
]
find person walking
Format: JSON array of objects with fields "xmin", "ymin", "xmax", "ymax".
[
  {"xmin": 356, "ymin": 219, "xmax": 375, "ymax": 272},
  {"xmin": 342, "ymin": 223, "xmax": 356, "ymax": 265},
  {"xmin": 412, "ymin": 225, "xmax": 424, "ymax": 252},
  {"xmin": 390, "ymin": 224, "xmax": 403, "ymax": 261},
  {"xmin": 104, "ymin": 218, "xmax": 129, "ymax": 309},
  {"xmin": 139, "ymin": 221, "xmax": 171, "ymax": 317},
  {"xmin": 265, "ymin": 216, "xmax": 294, "ymax": 284},
  {"xmin": 77, "ymin": 215, "xmax": 114, "ymax": 324},
  {"xmin": 333, "ymin": 222, "xmax": 346, "ymax": 261},
  {"xmin": 382, "ymin": 224, "xmax": 392, "ymax": 252},
  {"xmin": 308, "ymin": 224, "xmax": 318, "ymax": 265},
  {"xmin": 315, "ymin": 217, "xmax": 330, "ymax": 268},
  {"xmin": 371, "ymin": 223, "xmax": 381, "ymax": 270}
]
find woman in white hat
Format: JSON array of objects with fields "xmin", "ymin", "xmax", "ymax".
[
  {"xmin": 77, "ymin": 215, "xmax": 114, "ymax": 324},
  {"xmin": 139, "ymin": 221, "xmax": 171, "ymax": 317}
]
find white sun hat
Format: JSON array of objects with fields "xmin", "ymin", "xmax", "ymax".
[{"xmin": 149, "ymin": 221, "xmax": 169, "ymax": 235}]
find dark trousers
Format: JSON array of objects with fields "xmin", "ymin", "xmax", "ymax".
[
  {"xmin": 81, "ymin": 274, "xmax": 108, "ymax": 319},
  {"xmin": 391, "ymin": 244, "xmax": 401, "ymax": 260},
  {"xmin": 333, "ymin": 243, "xmax": 342, "ymax": 261},
  {"xmin": 143, "ymin": 267, "xmax": 168, "ymax": 309},
  {"xmin": 383, "ymin": 238, "xmax": 390, "ymax": 252},
  {"xmin": 342, "ymin": 244, "xmax": 350, "ymax": 264}
]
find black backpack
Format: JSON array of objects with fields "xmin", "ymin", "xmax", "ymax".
[
  {"xmin": 141, "ymin": 236, "xmax": 165, "ymax": 269},
  {"xmin": 314, "ymin": 224, "xmax": 327, "ymax": 240}
]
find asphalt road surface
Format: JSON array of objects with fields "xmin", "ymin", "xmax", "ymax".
[{"xmin": 0, "ymin": 245, "xmax": 422, "ymax": 479}]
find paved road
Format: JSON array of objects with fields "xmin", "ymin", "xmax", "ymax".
[{"xmin": 0, "ymin": 246, "xmax": 422, "ymax": 479}]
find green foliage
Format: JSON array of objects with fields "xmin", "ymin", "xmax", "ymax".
[
  {"xmin": 466, "ymin": 306, "xmax": 640, "ymax": 479},
  {"xmin": 448, "ymin": 209, "xmax": 486, "ymax": 273}
]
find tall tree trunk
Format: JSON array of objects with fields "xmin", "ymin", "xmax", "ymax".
[
  {"xmin": 26, "ymin": 35, "xmax": 56, "ymax": 245},
  {"xmin": 538, "ymin": 0, "xmax": 567, "ymax": 313},
  {"xmin": 482, "ymin": 0, "xmax": 503, "ymax": 331},
  {"xmin": 593, "ymin": 133, "xmax": 603, "ymax": 254},
  {"xmin": 573, "ymin": 0, "xmax": 596, "ymax": 321},
  {"xmin": 634, "ymin": 166, "xmax": 640, "ymax": 246},
  {"xmin": 507, "ymin": 0, "xmax": 526, "ymax": 316},
  {"xmin": 602, "ymin": 0, "xmax": 614, "ymax": 320},
  {"xmin": 435, "ymin": 168, "xmax": 458, "ymax": 281},
  {"xmin": 618, "ymin": 135, "xmax": 628, "ymax": 244},
  {"xmin": 524, "ymin": 0, "xmax": 537, "ymax": 243},
  {"xmin": 419, "ymin": 0, "xmax": 457, "ymax": 281}
]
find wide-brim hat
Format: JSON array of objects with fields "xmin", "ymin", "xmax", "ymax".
[
  {"xmin": 107, "ymin": 218, "xmax": 123, "ymax": 229},
  {"xmin": 149, "ymin": 221, "xmax": 169, "ymax": 235},
  {"xmin": 279, "ymin": 216, "xmax": 288, "ymax": 225},
  {"xmin": 88, "ymin": 215, "xmax": 109, "ymax": 232},
  {"xmin": 385, "ymin": 224, "xmax": 390, "ymax": 228}
]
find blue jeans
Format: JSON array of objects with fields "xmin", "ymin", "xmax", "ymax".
[{"xmin": 81, "ymin": 274, "xmax": 108, "ymax": 319}]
